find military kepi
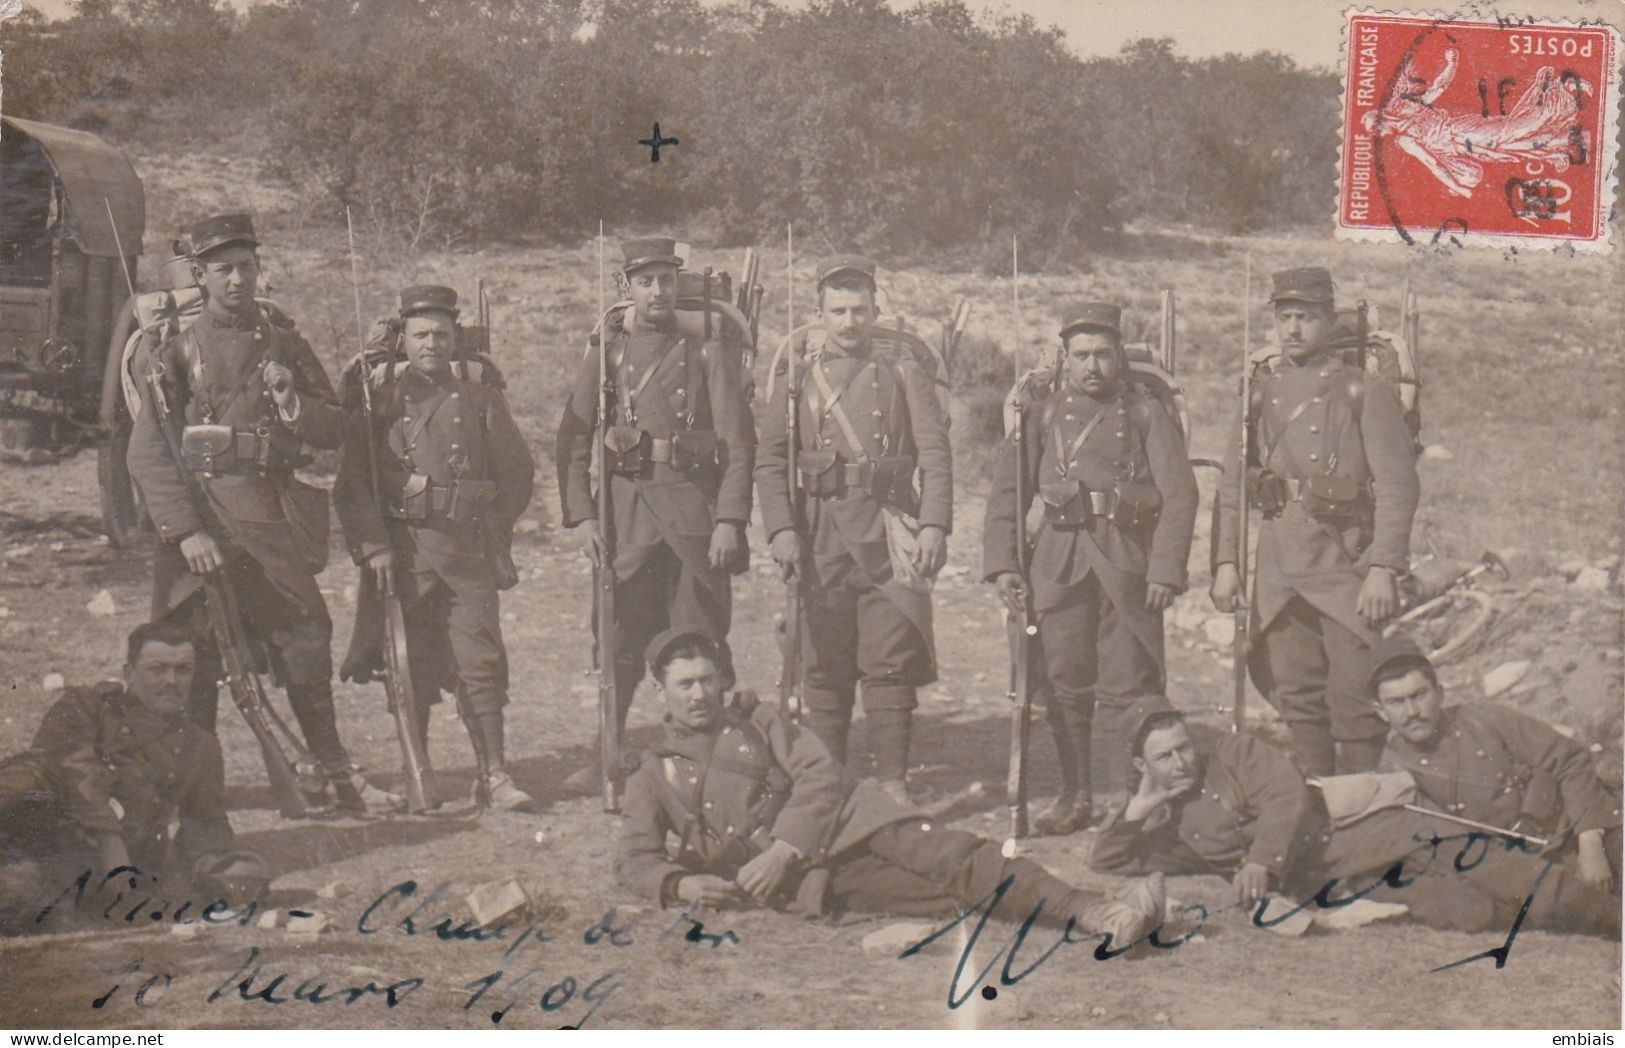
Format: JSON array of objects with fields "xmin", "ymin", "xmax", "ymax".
[
  {"xmin": 188, "ymin": 213, "xmax": 258, "ymax": 258},
  {"xmin": 816, "ymin": 254, "xmax": 877, "ymax": 288},
  {"xmin": 645, "ymin": 626, "xmax": 719, "ymax": 675},
  {"xmin": 1059, "ymin": 301, "xmax": 1122, "ymax": 339},
  {"xmin": 1366, "ymin": 635, "xmax": 1434, "ymax": 694},
  {"xmin": 621, "ymin": 237, "xmax": 684, "ymax": 274},
  {"xmin": 399, "ymin": 284, "xmax": 460, "ymax": 320},
  {"xmin": 1269, "ymin": 266, "xmax": 1335, "ymax": 306}
]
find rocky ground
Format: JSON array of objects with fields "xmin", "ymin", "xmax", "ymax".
[{"xmin": 0, "ymin": 447, "xmax": 1619, "ymax": 1030}]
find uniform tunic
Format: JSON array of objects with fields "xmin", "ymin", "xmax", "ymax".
[
  {"xmin": 617, "ymin": 697, "xmax": 1103, "ymax": 922},
  {"xmin": 126, "ymin": 307, "xmax": 346, "ymax": 742},
  {"xmin": 1372, "ymin": 703, "xmax": 1622, "ymax": 932},
  {"xmin": 1211, "ymin": 352, "xmax": 1420, "ymax": 747},
  {"xmin": 983, "ymin": 385, "xmax": 1198, "ymax": 768},
  {"xmin": 0, "ymin": 683, "xmax": 234, "ymax": 878},
  {"xmin": 335, "ymin": 362, "xmax": 535, "ymax": 715},
  {"xmin": 557, "ymin": 320, "xmax": 755, "ymax": 692},
  {"xmin": 755, "ymin": 337, "xmax": 952, "ymax": 706}
]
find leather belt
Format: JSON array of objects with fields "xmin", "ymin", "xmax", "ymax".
[{"xmin": 806, "ymin": 462, "xmax": 877, "ymax": 501}]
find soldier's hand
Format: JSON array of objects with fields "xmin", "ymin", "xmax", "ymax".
[
  {"xmin": 769, "ymin": 529, "xmax": 802, "ymax": 582},
  {"xmin": 263, "ymin": 360, "xmax": 296, "ymax": 407},
  {"xmin": 1145, "ymin": 582, "xmax": 1177, "ymax": 613},
  {"xmin": 708, "ymin": 521, "xmax": 743, "ymax": 572},
  {"xmin": 180, "ymin": 531, "xmax": 224, "ymax": 575},
  {"xmin": 1233, "ymin": 862, "xmax": 1271, "ymax": 906},
  {"xmin": 577, "ymin": 519, "xmax": 605, "ymax": 567},
  {"xmin": 1576, "ymin": 830, "xmax": 1615, "ymax": 893},
  {"xmin": 367, "ymin": 549, "xmax": 395, "ymax": 594},
  {"xmin": 676, "ymin": 874, "xmax": 744, "ymax": 908},
  {"xmin": 735, "ymin": 839, "xmax": 798, "ymax": 904},
  {"xmin": 912, "ymin": 525, "xmax": 947, "ymax": 577},
  {"xmin": 1357, "ymin": 566, "xmax": 1399, "ymax": 627},
  {"xmin": 1209, "ymin": 563, "xmax": 1243, "ymax": 612},
  {"xmin": 994, "ymin": 572, "xmax": 1026, "ymax": 617}
]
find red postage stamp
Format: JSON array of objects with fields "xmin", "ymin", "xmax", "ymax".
[{"xmin": 1337, "ymin": 10, "xmax": 1621, "ymax": 252}]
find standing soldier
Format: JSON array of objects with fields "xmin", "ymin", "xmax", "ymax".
[
  {"xmin": 334, "ymin": 286, "xmax": 537, "ymax": 811},
  {"xmin": 126, "ymin": 213, "xmax": 399, "ymax": 813},
  {"xmin": 983, "ymin": 303, "xmax": 1199, "ymax": 834},
  {"xmin": 1211, "ymin": 267, "xmax": 1420, "ymax": 776},
  {"xmin": 556, "ymin": 238, "xmax": 755, "ymax": 749},
  {"xmin": 756, "ymin": 255, "xmax": 951, "ymax": 801}
]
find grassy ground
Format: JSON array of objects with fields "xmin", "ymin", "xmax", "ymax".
[{"xmin": 0, "ymin": 148, "xmax": 1616, "ymax": 1030}]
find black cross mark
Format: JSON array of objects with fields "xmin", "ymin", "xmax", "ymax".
[{"xmin": 639, "ymin": 123, "xmax": 678, "ymax": 163}]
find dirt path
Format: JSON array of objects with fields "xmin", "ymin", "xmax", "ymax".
[{"xmin": 0, "ymin": 451, "xmax": 1618, "ymax": 1030}]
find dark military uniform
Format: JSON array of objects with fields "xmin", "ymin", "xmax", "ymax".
[
  {"xmin": 556, "ymin": 239, "xmax": 755, "ymax": 728},
  {"xmin": 754, "ymin": 255, "xmax": 952, "ymax": 784},
  {"xmin": 125, "ymin": 215, "xmax": 362, "ymax": 784},
  {"xmin": 0, "ymin": 682, "xmax": 234, "ymax": 889},
  {"xmin": 1212, "ymin": 268, "xmax": 1420, "ymax": 776},
  {"xmin": 618, "ymin": 672, "xmax": 1117, "ymax": 925},
  {"xmin": 335, "ymin": 287, "xmax": 536, "ymax": 802},
  {"xmin": 983, "ymin": 303, "xmax": 1199, "ymax": 814},
  {"xmin": 1376, "ymin": 700, "xmax": 1622, "ymax": 933}
]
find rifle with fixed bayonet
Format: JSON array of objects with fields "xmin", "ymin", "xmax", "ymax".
[
  {"xmin": 778, "ymin": 224, "xmax": 804, "ymax": 718},
  {"xmin": 1005, "ymin": 235, "xmax": 1038, "ymax": 841},
  {"xmin": 595, "ymin": 222, "xmax": 622, "ymax": 813},
  {"xmin": 345, "ymin": 209, "xmax": 435, "ymax": 813}
]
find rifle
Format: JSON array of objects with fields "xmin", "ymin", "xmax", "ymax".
[
  {"xmin": 1233, "ymin": 256, "xmax": 1254, "ymax": 734},
  {"xmin": 346, "ymin": 209, "xmax": 435, "ymax": 813},
  {"xmin": 1005, "ymin": 235, "xmax": 1037, "ymax": 841},
  {"xmin": 140, "ymin": 359, "xmax": 326, "ymax": 818},
  {"xmin": 595, "ymin": 221, "xmax": 622, "ymax": 813},
  {"xmin": 1160, "ymin": 288, "xmax": 1177, "ymax": 374},
  {"xmin": 778, "ymin": 224, "xmax": 804, "ymax": 717}
]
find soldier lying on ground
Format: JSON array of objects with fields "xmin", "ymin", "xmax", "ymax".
[
  {"xmin": 0, "ymin": 622, "xmax": 268, "ymax": 931},
  {"xmin": 1365, "ymin": 636, "xmax": 1621, "ymax": 933},
  {"xmin": 615, "ymin": 627, "xmax": 1163, "ymax": 944},
  {"xmin": 1091, "ymin": 688, "xmax": 1621, "ymax": 935}
]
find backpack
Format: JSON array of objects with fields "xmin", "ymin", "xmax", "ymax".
[
  {"xmin": 118, "ymin": 289, "xmax": 295, "ymax": 419},
  {"xmin": 1252, "ymin": 303, "xmax": 1423, "ymax": 452},
  {"xmin": 764, "ymin": 313, "xmax": 954, "ymax": 422},
  {"xmin": 1001, "ymin": 341, "xmax": 1191, "ymax": 441},
  {"xmin": 586, "ymin": 269, "xmax": 759, "ymax": 399}
]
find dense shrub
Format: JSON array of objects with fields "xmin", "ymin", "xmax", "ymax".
[{"xmin": 2, "ymin": 0, "xmax": 1342, "ymax": 258}]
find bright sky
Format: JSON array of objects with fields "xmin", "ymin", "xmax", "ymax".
[{"xmin": 13, "ymin": 0, "xmax": 1624, "ymax": 72}]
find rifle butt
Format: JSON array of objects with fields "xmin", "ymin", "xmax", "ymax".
[{"xmin": 383, "ymin": 589, "xmax": 437, "ymax": 813}]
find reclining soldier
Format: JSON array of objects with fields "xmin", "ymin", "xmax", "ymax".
[
  {"xmin": 1366, "ymin": 637, "xmax": 1621, "ymax": 934},
  {"xmin": 0, "ymin": 622, "xmax": 268, "ymax": 931},
  {"xmin": 616, "ymin": 628, "xmax": 1164, "ymax": 944}
]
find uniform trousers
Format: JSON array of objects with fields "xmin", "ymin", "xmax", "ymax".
[
  {"xmin": 1037, "ymin": 572, "xmax": 1162, "ymax": 794},
  {"xmin": 165, "ymin": 553, "xmax": 347, "ymax": 771},
  {"xmin": 1261, "ymin": 594, "xmax": 1386, "ymax": 776},
  {"xmin": 400, "ymin": 571, "xmax": 508, "ymax": 718},
  {"xmin": 605, "ymin": 541, "xmax": 734, "ymax": 729},
  {"xmin": 829, "ymin": 819, "xmax": 1099, "ymax": 925},
  {"xmin": 802, "ymin": 550, "xmax": 931, "ymax": 716}
]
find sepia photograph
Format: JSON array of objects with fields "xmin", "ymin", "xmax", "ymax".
[{"xmin": 0, "ymin": 0, "xmax": 1620, "ymax": 1033}]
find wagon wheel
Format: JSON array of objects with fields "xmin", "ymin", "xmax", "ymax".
[{"xmin": 98, "ymin": 414, "xmax": 145, "ymax": 549}]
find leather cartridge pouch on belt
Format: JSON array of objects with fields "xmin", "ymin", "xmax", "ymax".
[
  {"xmin": 1300, "ymin": 473, "xmax": 1364, "ymax": 522},
  {"xmin": 796, "ymin": 449, "xmax": 916, "ymax": 502},
  {"xmin": 180, "ymin": 423, "xmax": 298, "ymax": 475},
  {"xmin": 603, "ymin": 425, "xmax": 648, "ymax": 474},
  {"xmin": 669, "ymin": 430, "xmax": 720, "ymax": 473},
  {"xmin": 1039, "ymin": 478, "xmax": 1089, "ymax": 527},
  {"xmin": 1247, "ymin": 466, "xmax": 1288, "ymax": 514},
  {"xmin": 1111, "ymin": 480, "xmax": 1162, "ymax": 531},
  {"xmin": 796, "ymin": 448, "xmax": 842, "ymax": 497}
]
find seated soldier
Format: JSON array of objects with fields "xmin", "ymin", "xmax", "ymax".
[
  {"xmin": 0, "ymin": 622, "xmax": 267, "ymax": 931},
  {"xmin": 1367, "ymin": 636, "xmax": 1621, "ymax": 934},
  {"xmin": 616, "ymin": 628, "xmax": 1164, "ymax": 945}
]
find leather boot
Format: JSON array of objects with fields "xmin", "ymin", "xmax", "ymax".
[
  {"xmin": 1068, "ymin": 872, "xmax": 1165, "ymax": 948},
  {"xmin": 1334, "ymin": 736, "xmax": 1386, "ymax": 774},
  {"xmin": 869, "ymin": 706, "xmax": 913, "ymax": 788},
  {"xmin": 1036, "ymin": 699, "xmax": 1093, "ymax": 835},
  {"xmin": 328, "ymin": 765, "xmax": 405, "ymax": 814},
  {"xmin": 803, "ymin": 704, "xmax": 852, "ymax": 767},
  {"xmin": 1287, "ymin": 721, "xmax": 1336, "ymax": 778},
  {"xmin": 473, "ymin": 711, "xmax": 537, "ymax": 812}
]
